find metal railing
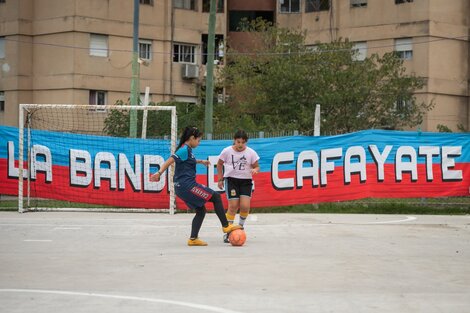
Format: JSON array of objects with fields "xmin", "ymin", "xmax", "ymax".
[{"xmin": 205, "ymin": 130, "xmax": 301, "ymax": 140}]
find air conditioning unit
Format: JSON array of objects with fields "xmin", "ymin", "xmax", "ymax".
[
  {"xmin": 182, "ymin": 64, "xmax": 199, "ymax": 79},
  {"xmin": 350, "ymin": 0, "xmax": 367, "ymax": 7}
]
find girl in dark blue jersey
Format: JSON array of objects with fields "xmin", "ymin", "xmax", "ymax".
[{"xmin": 150, "ymin": 126, "xmax": 241, "ymax": 246}]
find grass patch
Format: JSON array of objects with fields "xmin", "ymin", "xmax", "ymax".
[
  {"xmin": 0, "ymin": 199, "xmax": 111, "ymax": 210},
  {"xmin": 2, "ymin": 197, "xmax": 469, "ymax": 215}
]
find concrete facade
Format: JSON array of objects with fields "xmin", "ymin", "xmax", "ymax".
[{"xmin": 0, "ymin": 0, "xmax": 469, "ymax": 131}]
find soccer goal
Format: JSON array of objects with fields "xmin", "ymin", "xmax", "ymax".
[{"xmin": 17, "ymin": 104, "xmax": 177, "ymax": 214}]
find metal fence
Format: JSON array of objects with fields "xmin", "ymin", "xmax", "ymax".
[
  {"xmin": 205, "ymin": 129, "xmax": 351, "ymax": 140},
  {"xmin": 206, "ymin": 130, "xmax": 301, "ymax": 140}
]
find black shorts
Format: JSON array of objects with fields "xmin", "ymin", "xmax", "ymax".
[
  {"xmin": 224, "ymin": 177, "xmax": 253, "ymax": 200},
  {"xmin": 175, "ymin": 182, "xmax": 214, "ymax": 210}
]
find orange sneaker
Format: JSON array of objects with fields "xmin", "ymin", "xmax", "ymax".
[
  {"xmin": 187, "ymin": 238, "xmax": 208, "ymax": 246},
  {"xmin": 222, "ymin": 224, "xmax": 242, "ymax": 233}
]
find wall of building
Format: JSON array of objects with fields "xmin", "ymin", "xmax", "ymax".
[
  {"xmin": 0, "ymin": 0, "xmax": 469, "ymax": 132},
  {"xmin": 292, "ymin": 0, "xmax": 468, "ymax": 132}
]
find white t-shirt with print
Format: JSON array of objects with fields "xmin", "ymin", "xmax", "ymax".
[{"xmin": 218, "ymin": 146, "xmax": 260, "ymax": 179}]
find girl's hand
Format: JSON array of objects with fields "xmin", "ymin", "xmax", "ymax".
[
  {"xmin": 251, "ymin": 168, "xmax": 259, "ymax": 175},
  {"xmin": 200, "ymin": 160, "xmax": 211, "ymax": 167},
  {"xmin": 150, "ymin": 172, "xmax": 161, "ymax": 182},
  {"xmin": 217, "ymin": 180, "xmax": 224, "ymax": 190}
]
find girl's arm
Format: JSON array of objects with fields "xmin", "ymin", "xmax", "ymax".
[
  {"xmin": 150, "ymin": 157, "xmax": 175, "ymax": 182},
  {"xmin": 196, "ymin": 159, "xmax": 211, "ymax": 167},
  {"xmin": 251, "ymin": 160, "xmax": 260, "ymax": 175},
  {"xmin": 216, "ymin": 159, "xmax": 224, "ymax": 189}
]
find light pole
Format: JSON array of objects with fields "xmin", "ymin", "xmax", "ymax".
[
  {"xmin": 129, "ymin": 0, "xmax": 140, "ymax": 138},
  {"xmin": 204, "ymin": 0, "xmax": 217, "ymax": 139}
]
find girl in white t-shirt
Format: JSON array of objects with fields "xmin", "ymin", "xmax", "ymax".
[{"xmin": 217, "ymin": 130, "xmax": 260, "ymax": 242}]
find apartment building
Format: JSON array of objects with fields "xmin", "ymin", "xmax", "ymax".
[{"xmin": 0, "ymin": 0, "xmax": 468, "ymax": 131}]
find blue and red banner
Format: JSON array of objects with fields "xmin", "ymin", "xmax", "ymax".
[{"xmin": 1, "ymin": 125, "xmax": 469, "ymax": 209}]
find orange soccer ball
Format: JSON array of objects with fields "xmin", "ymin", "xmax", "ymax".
[{"xmin": 229, "ymin": 229, "xmax": 246, "ymax": 246}]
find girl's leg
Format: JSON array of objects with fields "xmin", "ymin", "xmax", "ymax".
[
  {"xmin": 223, "ymin": 199, "xmax": 239, "ymax": 243},
  {"xmin": 209, "ymin": 192, "xmax": 242, "ymax": 234},
  {"xmin": 190, "ymin": 206, "xmax": 206, "ymax": 239},
  {"xmin": 226, "ymin": 199, "xmax": 240, "ymax": 224},
  {"xmin": 239, "ymin": 196, "xmax": 251, "ymax": 227},
  {"xmin": 209, "ymin": 192, "xmax": 229, "ymax": 226}
]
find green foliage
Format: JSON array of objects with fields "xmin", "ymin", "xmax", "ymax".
[
  {"xmin": 221, "ymin": 21, "xmax": 434, "ymax": 134},
  {"xmin": 436, "ymin": 124, "xmax": 468, "ymax": 133},
  {"xmin": 103, "ymin": 99, "xmax": 205, "ymax": 138},
  {"xmin": 457, "ymin": 124, "xmax": 468, "ymax": 132},
  {"xmin": 436, "ymin": 124, "xmax": 453, "ymax": 133}
]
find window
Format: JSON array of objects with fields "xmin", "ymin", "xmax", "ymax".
[
  {"xmin": 89, "ymin": 34, "xmax": 108, "ymax": 57},
  {"xmin": 0, "ymin": 37, "xmax": 4, "ymax": 59},
  {"xmin": 173, "ymin": 44, "xmax": 196, "ymax": 64},
  {"xmin": 201, "ymin": 34, "xmax": 224, "ymax": 65},
  {"xmin": 202, "ymin": 0, "xmax": 224, "ymax": 13},
  {"xmin": 229, "ymin": 11, "xmax": 274, "ymax": 32},
  {"xmin": 280, "ymin": 0, "xmax": 300, "ymax": 13},
  {"xmin": 0, "ymin": 92, "xmax": 4, "ymax": 112},
  {"xmin": 306, "ymin": 0, "xmax": 330, "ymax": 12},
  {"xmin": 350, "ymin": 0, "xmax": 367, "ymax": 7},
  {"xmin": 352, "ymin": 42, "xmax": 367, "ymax": 61},
  {"xmin": 139, "ymin": 0, "xmax": 153, "ymax": 4},
  {"xmin": 173, "ymin": 0, "xmax": 196, "ymax": 10},
  {"xmin": 139, "ymin": 39, "xmax": 152, "ymax": 60},
  {"xmin": 395, "ymin": 38, "xmax": 413, "ymax": 60},
  {"xmin": 395, "ymin": 0, "xmax": 413, "ymax": 4},
  {"xmin": 395, "ymin": 97, "xmax": 411, "ymax": 115},
  {"xmin": 89, "ymin": 90, "xmax": 107, "ymax": 108}
]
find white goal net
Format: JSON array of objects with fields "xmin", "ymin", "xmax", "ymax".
[{"xmin": 18, "ymin": 104, "xmax": 177, "ymax": 213}]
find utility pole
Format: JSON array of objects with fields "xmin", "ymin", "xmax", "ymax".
[
  {"xmin": 204, "ymin": 0, "xmax": 217, "ymax": 138},
  {"xmin": 129, "ymin": 0, "xmax": 140, "ymax": 138}
]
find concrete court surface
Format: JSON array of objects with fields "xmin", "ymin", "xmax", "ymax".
[{"xmin": 0, "ymin": 211, "xmax": 469, "ymax": 313}]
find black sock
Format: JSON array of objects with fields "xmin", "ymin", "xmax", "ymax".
[
  {"xmin": 190, "ymin": 206, "xmax": 206, "ymax": 239},
  {"xmin": 209, "ymin": 193, "xmax": 229, "ymax": 227}
]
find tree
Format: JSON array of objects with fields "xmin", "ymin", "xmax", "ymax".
[
  {"xmin": 222, "ymin": 21, "xmax": 434, "ymax": 134},
  {"xmin": 103, "ymin": 100, "xmax": 205, "ymax": 138}
]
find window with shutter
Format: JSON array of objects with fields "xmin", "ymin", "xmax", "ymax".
[{"xmin": 90, "ymin": 34, "xmax": 108, "ymax": 57}]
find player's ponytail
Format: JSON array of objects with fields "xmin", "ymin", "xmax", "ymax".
[{"xmin": 176, "ymin": 126, "xmax": 203, "ymax": 151}]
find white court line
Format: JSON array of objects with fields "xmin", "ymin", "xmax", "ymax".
[
  {"xmin": 0, "ymin": 223, "xmax": 181, "ymax": 229},
  {"xmin": 23, "ymin": 240, "xmax": 52, "ymax": 242},
  {"xmin": 365, "ymin": 216, "xmax": 417, "ymax": 224},
  {"xmin": 248, "ymin": 216, "xmax": 418, "ymax": 227},
  {"xmin": 0, "ymin": 289, "xmax": 244, "ymax": 313},
  {"xmin": 53, "ymin": 227, "xmax": 82, "ymax": 230},
  {"xmin": 0, "ymin": 218, "xmax": 191, "ymax": 223}
]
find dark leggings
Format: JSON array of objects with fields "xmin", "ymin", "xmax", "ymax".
[{"xmin": 190, "ymin": 192, "xmax": 229, "ymax": 239}]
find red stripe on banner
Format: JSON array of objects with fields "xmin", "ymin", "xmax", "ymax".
[
  {"xmin": 1, "ymin": 159, "xmax": 469, "ymax": 209},
  {"xmin": 0, "ymin": 159, "xmax": 170, "ymax": 209},
  {"xmin": 249, "ymin": 163, "xmax": 470, "ymax": 207}
]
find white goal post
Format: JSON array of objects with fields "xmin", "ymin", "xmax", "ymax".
[{"xmin": 18, "ymin": 104, "xmax": 177, "ymax": 214}]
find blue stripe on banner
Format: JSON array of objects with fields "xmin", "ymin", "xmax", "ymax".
[
  {"xmin": 0, "ymin": 125, "xmax": 171, "ymax": 167},
  {"xmin": 198, "ymin": 130, "xmax": 470, "ymax": 171},
  {"xmin": 1, "ymin": 125, "xmax": 469, "ymax": 173}
]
